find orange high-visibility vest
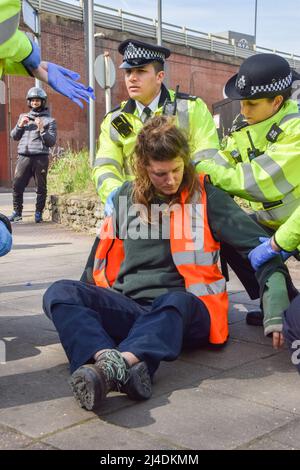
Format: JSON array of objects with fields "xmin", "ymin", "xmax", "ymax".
[{"xmin": 93, "ymin": 175, "xmax": 229, "ymax": 344}]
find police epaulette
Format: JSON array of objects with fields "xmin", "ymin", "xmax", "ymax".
[
  {"xmin": 176, "ymin": 92, "xmax": 197, "ymax": 101},
  {"xmin": 230, "ymin": 121, "xmax": 249, "ymax": 133},
  {"xmin": 104, "ymin": 105, "xmax": 121, "ymax": 119}
]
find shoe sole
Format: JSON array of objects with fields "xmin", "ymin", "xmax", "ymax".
[
  {"xmin": 69, "ymin": 365, "xmax": 106, "ymax": 411},
  {"xmin": 121, "ymin": 362, "xmax": 152, "ymax": 401}
]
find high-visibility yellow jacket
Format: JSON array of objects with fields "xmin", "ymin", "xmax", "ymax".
[
  {"xmin": 0, "ymin": 0, "xmax": 32, "ymax": 78},
  {"xmin": 197, "ymin": 99, "xmax": 300, "ymax": 230},
  {"xmin": 275, "ymin": 205, "xmax": 300, "ymax": 252},
  {"xmin": 92, "ymin": 84, "xmax": 220, "ymax": 203}
]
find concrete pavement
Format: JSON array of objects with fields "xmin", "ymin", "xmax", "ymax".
[{"xmin": 0, "ymin": 192, "xmax": 300, "ymax": 450}]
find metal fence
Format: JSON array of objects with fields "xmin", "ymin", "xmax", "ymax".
[{"xmin": 29, "ymin": 0, "xmax": 300, "ymax": 67}]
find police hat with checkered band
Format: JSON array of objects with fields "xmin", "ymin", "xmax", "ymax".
[
  {"xmin": 118, "ymin": 39, "xmax": 171, "ymax": 69},
  {"xmin": 225, "ymin": 53, "xmax": 300, "ymax": 100}
]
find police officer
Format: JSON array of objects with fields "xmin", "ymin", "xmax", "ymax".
[
  {"xmin": 93, "ymin": 38, "xmax": 219, "ymax": 214},
  {"xmin": 248, "ymin": 208, "xmax": 300, "ymax": 371},
  {"xmin": 0, "ymin": 0, "xmax": 94, "ymax": 107},
  {"xmin": 196, "ymin": 53, "xmax": 300, "ymax": 325},
  {"xmin": 9, "ymin": 87, "xmax": 57, "ymax": 223}
]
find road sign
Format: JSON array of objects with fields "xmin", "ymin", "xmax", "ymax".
[{"xmin": 94, "ymin": 53, "xmax": 116, "ymax": 89}]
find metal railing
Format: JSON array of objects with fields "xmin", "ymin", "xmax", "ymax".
[{"xmin": 28, "ymin": 0, "xmax": 300, "ymax": 67}]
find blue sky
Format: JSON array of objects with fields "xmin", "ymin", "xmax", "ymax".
[{"xmin": 89, "ymin": 0, "xmax": 300, "ymax": 56}]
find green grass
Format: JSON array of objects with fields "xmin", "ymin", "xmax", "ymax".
[{"xmin": 47, "ymin": 149, "xmax": 95, "ymax": 195}]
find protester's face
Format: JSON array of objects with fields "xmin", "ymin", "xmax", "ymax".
[
  {"xmin": 240, "ymin": 96, "xmax": 283, "ymax": 124},
  {"xmin": 146, "ymin": 157, "xmax": 185, "ymax": 196},
  {"xmin": 30, "ymin": 98, "xmax": 42, "ymax": 109},
  {"xmin": 125, "ymin": 63, "xmax": 164, "ymax": 106}
]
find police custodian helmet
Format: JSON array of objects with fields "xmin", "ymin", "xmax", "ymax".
[
  {"xmin": 26, "ymin": 87, "xmax": 47, "ymax": 107},
  {"xmin": 225, "ymin": 53, "xmax": 300, "ymax": 100},
  {"xmin": 118, "ymin": 38, "xmax": 171, "ymax": 69}
]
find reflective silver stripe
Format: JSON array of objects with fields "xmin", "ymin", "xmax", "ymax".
[
  {"xmin": 242, "ymin": 163, "xmax": 270, "ymax": 202},
  {"xmin": 256, "ymin": 192, "xmax": 300, "ymax": 224},
  {"xmin": 109, "ymin": 109, "xmax": 123, "ymax": 142},
  {"xmin": 187, "ymin": 278, "xmax": 226, "ymax": 296},
  {"xmin": 177, "ymin": 99, "xmax": 189, "ymax": 130},
  {"xmin": 123, "ymin": 158, "xmax": 133, "ymax": 176},
  {"xmin": 254, "ymin": 153, "xmax": 294, "ymax": 195},
  {"xmin": 0, "ymin": 12, "xmax": 19, "ymax": 45},
  {"xmin": 93, "ymin": 157, "xmax": 123, "ymax": 174},
  {"xmin": 97, "ymin": 172, "xmax": 123, "ymax": 190},
  {"xmin": 193, "ymin": 148, "xmax": 219, "ymax": 162},
  {"xmin": 93, "ymin": 258, "xmax": 106, "ymax": 272},
  {"xmin": 279, "ymin": 113, "xmax": 300, "ymax": 126},
  {"xmin": 193, "ymin": 151, "xmax": 232, "ymax": 168},
  {"xmin": 173, "ymin": 250, "xmax": 219, "ymax": 266}
]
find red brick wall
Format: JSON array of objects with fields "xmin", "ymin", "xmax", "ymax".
[{"xmin": 0, "ymin": 14, "xmax": 239, "ymax": 186}]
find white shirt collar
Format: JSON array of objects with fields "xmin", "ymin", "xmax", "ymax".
[{"xmin": 136, "ymin": 91, "xmax": 161, "ymax": 117}]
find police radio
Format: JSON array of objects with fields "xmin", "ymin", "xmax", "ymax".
[
  {"xmin": 246, "ymin": 131, "xmax": 263, "ymax": 160},
  {"xmin": 163, "ymin": 85, "xmax": 179, "ymax": 116}
]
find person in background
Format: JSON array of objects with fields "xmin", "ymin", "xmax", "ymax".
[{"xmin": 9, "ymin": 87, "xmax": 56, "ymax": 223}]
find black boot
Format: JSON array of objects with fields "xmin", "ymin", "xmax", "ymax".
[{"xmin": 246, "ymin": 309, "xmax": 264, "ymax": 326}]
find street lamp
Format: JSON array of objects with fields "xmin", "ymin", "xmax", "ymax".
[
  {"xmin": 254, "ymin": 0, "xmax": 258, "ymax": 44},
  {"xmin": 157, "ymin": 0, "xmax": 162, "ymax": 46}
]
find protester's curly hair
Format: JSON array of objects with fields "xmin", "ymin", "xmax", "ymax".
[{"xmin": 131, "ymin": 115, "xmax": 199, "ymax": 222}]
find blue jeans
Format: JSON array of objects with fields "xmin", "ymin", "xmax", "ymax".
[{"xmin": 43, "ymin": 280, "xmax": 211, "ymax": 376}]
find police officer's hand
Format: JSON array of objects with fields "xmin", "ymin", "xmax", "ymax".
[
  {"xmin": 272, "ymin": 331, "xmax": 284, "ymax": 349},
  {"xmin": 35, "ymin": 117, "xmax": 44, "ymax": 132},
  {"xmin": 249, "ymin": 236, "xmax": 296, "ymax": 271},
  {"xmin": 18, "ymin": 115, "xmax": 30, "ymax": 127},
  {"xmin": 0, "ymin": 221, "xmax": 12, "ymax": 257},
  {"xmin": 104, "ymin": 188, "xmax": 119, "ymax": 217}
]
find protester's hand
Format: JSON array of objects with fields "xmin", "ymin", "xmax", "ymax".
[
  {"xmin": 104, "ymin": 188, "xmax": 119, "ymax": 217},
  {"xmin": 46, "ymin": 62, "xmax": 95, "ymax": 108},
  {"xmin": 272, "ymin": 331, "xmax": 284, "ymax": 349},
  {"xmin": 18, "ymin": 115, "xmax": 30, "ymax": 127},
  {"xmin": 0, "ymin": 221, "xmax": 12, "ymax": 257},
  {"xmin": 35, "ymin": 117, "xmax": 44, "ymax": 132},
  {"xmin": 248, "ymin": 237, "xmax": 280, "ymax": 270}
]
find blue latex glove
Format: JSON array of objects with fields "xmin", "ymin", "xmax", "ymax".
[
  {"xmin": 104, "ymin": 188, "xmax": 119, "ymax": 217},
  {"xmin": 47, "ymin": 63, "xmax": 95, "ymax": 108},
  {"xmin": 248, "ymin": 236, "xmax": 294, "ymax": 271},
  {"xmin": 0, "ymin": 221, "xmax": 12, "ymax": 257},
  {"xmin": 22, "ymin": 40, "xmax": 41, "ymax": 71}
]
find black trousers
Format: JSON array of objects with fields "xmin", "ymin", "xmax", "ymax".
[
  {"xmin": 12, "ymin": 155, "xmax": 49, "ymax": 213},
  {"xmin": 283, "ymin": 294, "xmax": 300, "ymax": 374},
  {"xmin": 43, "ymin": 280, "xmax": 211, "ymax": 376}
]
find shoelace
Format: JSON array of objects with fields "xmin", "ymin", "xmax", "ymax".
[{"xmin": 98, "ymin": 351, "xmax": 128, "ymax": 384}]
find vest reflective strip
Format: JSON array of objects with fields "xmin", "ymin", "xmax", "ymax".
[
  {"xmin": 187, "ymin": 278, "xmax": 226, "ymax": 296},
  {"xmin": 254, "ymin": 153, "xmax": 294, "ymax": 195},
  {"xmin": 173, "ymin": 250, "xmax": 219, "ymax": 266},
  {"xmin": 279, "ymin": 113, "xmax": 300, "ymax": 126},
  {"xmin": 97, "ymin": 172, "xmax": 123, "ymax": 190},
  {"xmin": 242, "ymin": 163, "xmax": 271, "ymax": 202},
  {"xmin": 93, "ymin": 157, "xmax": 123, "ymax": 174},
  {"xmin": 192, "ymin": 149, "xmax": 223, "ymax": 165},
  {"xmin": 109, "ymin": 110, "xmax": 122, "ymax": 142},
  {"xmin": 256, "ymin": 192, "xmax": 300, "ymax": 223},
  {"xmin": 93, "ymin": 258, "xmax": 106, "ymax": 272},
  {"xmin": 0, "ymin": 13, "xmax": 19, "ymax": 45},
  {"xmin": 124, "ymin": 158, "xmax": 133, "ymax": 176},
  {"xmin": 177, "ymin": 99, "xmax": 189, "ymax": 130}
]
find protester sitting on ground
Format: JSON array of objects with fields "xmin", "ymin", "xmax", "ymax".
[
  {"xmin": 43, "ymin": 116, "xmax": 293, "ymax": 412},
  {"xmin": 0, "ymin": 213, "xmax": 12, "ymax": 257}
]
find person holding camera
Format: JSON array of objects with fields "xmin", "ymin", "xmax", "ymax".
[{"xmin": 9, "ymin": 87, "xmax": 57, "ymax": 223}]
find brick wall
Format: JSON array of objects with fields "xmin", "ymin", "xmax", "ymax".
[{"xmin": 0, "ymin": 13, "xmax": 241, "ymax": 186}]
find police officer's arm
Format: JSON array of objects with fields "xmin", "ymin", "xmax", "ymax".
[
  {"xmin": 189, "ymin": 98, "xmax": 220, "ymax": 164},
  {"xmin": 205, "ymin": 182, "xmax": 290, "ymax": 338},
  {"xmin": 198, "ymin": 132, "xmax": 300, "ymax": 202},
  {"xmin": 92, "ymin": 114, "xmax": 125, "ymax": 204},
  {"xmin": 274, "ymin": 205, "xmax": 300, "ymax": 253},
  {"xmin": 40, "ymin": 119, "xmax": 57, "ymax": 148}
]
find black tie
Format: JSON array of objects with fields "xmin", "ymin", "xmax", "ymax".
[{"xmin": 142, "ymin": 106, "xmax": 152, "ymax": 123}]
